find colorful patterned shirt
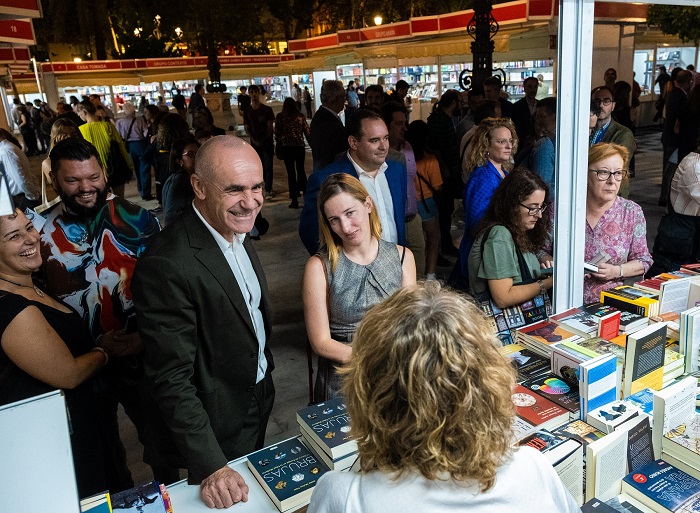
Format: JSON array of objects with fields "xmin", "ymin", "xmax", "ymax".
[
  {"xmin": 584, "ymin": 196, "xmax": 652, "ymax": 303},
  {"xmin": 38, "ymin": 195, "xmax": 160, "ymax": 341}
]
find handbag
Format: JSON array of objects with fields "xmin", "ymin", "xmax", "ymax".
[{"xmin": 106, "ymin": 139, "xmax": 133, "ymax": 188}]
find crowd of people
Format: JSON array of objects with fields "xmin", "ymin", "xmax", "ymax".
[{"xmin": 3, "ymin": 65, "xmax": 700, "ymax": 512}]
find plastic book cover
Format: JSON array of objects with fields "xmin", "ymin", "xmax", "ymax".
[
  {"xmin": 111, "ymin": 482, "xmax": 164, "ymax": 513},
  {"xmin": 247, "ymin": 439, "xmax": 329, "ymax": 509},
  {"xmin": 525, "ymin": 374, "xmax": 581, "ymax": 412},
  {"xmin": 504, "ymin": 347, "xmax": 551, "ymax": 381},
  {"xmin": 622, "ymin": 459, "xmax": 700, "ymax": 511},
  {"xmin": 551, "ymin": 307, "xmax": 598, "ymax": 334}
]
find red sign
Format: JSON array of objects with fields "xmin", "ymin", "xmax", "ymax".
[
  {"xmin": 360, "ymin": 21, "xmax": 411, "ymax": 42},
  {"xmin": 529, "ymin": 0, "xmax": 554, "ymax": 17},
  {"xmin": 65, "ymin": 61, "xmax": 122, "ymax": 72},
  {"xmin": 305, "ymin": 34, "xmax": 338, "ymax": 51},
  {"xmin": 0, "ymin": 19, "xmax": 35, "ymax": 45},
  {"xmin": 594, "ymin": 2, "xmax": 647, "ymax": 20},
  {"xmin": 287, "ymin": 39, "xmax": 307, "ymax": 53},
  {"xmin": 338, "ymin": 30, "xmax": 361, "ymax": 45},
  {"xmin": 410, "ymin": 16, "xmax": 439, "ymax": 35},
  {"xmin": 146, "ymin": 57, "xmax": 197, "ymax": 68},
  {"xmin": 0, "ymin": 0, "xmax": 41, "ymax": 18},
  {"xmin": 0, "ymin": 45, "xmax": 29, "ymax": 64},
  {"xmin": 492, "ymin": 2, "xmax": 528, "ymax": 24}
]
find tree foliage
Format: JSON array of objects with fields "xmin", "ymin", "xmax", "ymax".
[{"xmin": 647, "ymin": 5, "xmax": 700, "ymax": 44}]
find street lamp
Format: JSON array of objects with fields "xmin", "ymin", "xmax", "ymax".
[
  {"xmin": 134, "ymin": 27, "xmax": 142, "ymax": 36},
  {"xmin": 175, "ymin": 27, "xmax": 182, "ymax": 38},
  {"xmin": 373, "ymin": 15, "xmax": 383, "ymax": 26}
]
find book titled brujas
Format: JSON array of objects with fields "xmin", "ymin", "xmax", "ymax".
[{"xmin": 247, "ymin": 439, "xmax": 330, "ymax": 512}]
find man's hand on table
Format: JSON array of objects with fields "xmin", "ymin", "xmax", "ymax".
[{"xmin": 200, "ymin": 466, "xmax": 250, "ymax": 509}]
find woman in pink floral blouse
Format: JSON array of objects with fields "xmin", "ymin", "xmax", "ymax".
[{"xmin": 584, "ymin": 143, "xmax": 652, "ymax": 303}]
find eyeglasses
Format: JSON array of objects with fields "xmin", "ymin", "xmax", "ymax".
[
  {"xmin": 593, "ymin": 98, "xmax": 613, "ymax": 106},
  {"xmin": 493, "ymin": 138, "xmax": 515, "ymax": 146},
  {"xmin": 181, "ymin": 150, "xmax": 198, "ymax": 158},
  {"xmin": 520, "ymin": 203, "xmax": 548, "ymax": 216},
  {"xmin": 589, "ymin": 169, "xmax": 627, "ymax": 181}
]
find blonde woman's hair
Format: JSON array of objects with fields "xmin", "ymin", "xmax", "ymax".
[
  {"xmin": 463, "ymin": 117, "xmax": 518, "ymax": 182},
  {"xmin": 588, "ymin": 142, "xmax": 630, "ymax": 170},
  {"xmin": 49, "ymin": 118, "xmax": 82, "ymax": 151},
  {"xmin": 341, "ymin": 281, "xmax": 516, "ymax": 491},
  {"xmin": 317, "ymin": 173, "xmax": 381, "ymax": 272}
]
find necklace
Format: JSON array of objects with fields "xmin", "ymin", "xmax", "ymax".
[{"xmin": 0, "ymin": 275, "xmax": 46, "ymax": 298}]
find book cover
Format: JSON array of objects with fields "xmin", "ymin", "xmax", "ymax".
[
  {"xmin": 553, "ymin": 419, "xmax": 605, "ymax": 446},
  {"xmin": 80, "ymin": 493, "xmax": 112, "ymax": 513},
  {"xmin": 663, "ymin": 414, "xmax": 700, "ymax": 458},
  {"xmin": 584, "ymin": 303, "xmax": 622, "ymax": 339},
  {"xmin": 619, "ymin": 311, "xmax": 649, "ymax": 333},
  {"xmin": 517, "ymin": 320, "xmax": 580, "ymax": 346},
  {"xmin": 512, "ymin": 384, "xmax": 569, "ymax": 427},
  {"xmin": 581, "ymin": 498, "xmax": 619, "ymax": 513},
  {"xmin": 582, "ymin": 354, "xmax": 618, "ymax": 415},
  {"xmin": 575, "ymin": 337, "xmax": 626, "ymax": 363},
  {"xmin": 551, "ymin": 345, "xmax": 585, "ymax": 384},
  {"xmin": 601, "ymin": 287, "xmax": 658, "ymax": 317},
  {"xmin": 626, "ymin": 417, "xmax": 654, "ymax": 472},
  {"xmin": 587, "ymin": 401, "xmax": 642, "ymax": 434},
  {"xmin": 551, "ymin": 307, "xmax": 598, "ymax": 335},
  {"xmin": 624, "ymin": 323, "xmax": 667, "ymax": 397},
  {"xmin": 504, "ymin": 347, "xmax": 551, "ymax": 381},
  {"xmin": 622, "ymin": 460, "xmax": 700, "ymax": 512},
  {"xmin": 296, "ymin": 398, "xmax": 356, "ymax": 459},
  {"xmin": 525, "ymin": 374, "xmax": 581, "ymax": 413},
  {"xmin": 625, "ymin": 388, "xmax": 654, "ymax": 416},
  {"xmin": 653, "ymin": 377, "xmax": 698, "ymax": 458},
  {"xmin": 111, "ymin": 482, "xmax": 164, "ymax": 513},
  {"xmin": 246, "ymin": 439, "xmax": 329, "ymax": 511},
  {"xmin": 518, "ymin": 429, "xmax": 569, "ymax": 452}
]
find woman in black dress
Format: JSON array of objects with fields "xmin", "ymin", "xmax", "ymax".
[{"xmin": 0, "ymin": 209, "xmax": 137, "ymax": 496}]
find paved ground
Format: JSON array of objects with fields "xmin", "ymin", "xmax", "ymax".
[{"xmin": 25, "ymin": 122, "xmax": 668, "ymax": 485}]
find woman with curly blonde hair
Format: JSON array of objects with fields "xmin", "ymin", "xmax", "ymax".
[
  {"xmin": 307, "ymin": 281, "xmax": 578, "ymax": 513},
  {"xmin": 459, "ymin": 118, "xmax": 518, "ymax": 268}
]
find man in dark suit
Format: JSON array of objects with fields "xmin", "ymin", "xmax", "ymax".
[
  {"xmin": 483, "ymin": 76, "xmax": 513, "ymax": 119},
  {"xmin": 132, "ymin": 136, "xmax": 274, "ymax": 509},
  {"xmin": 309, "ymin": 79, "xmax": 349, "ymax": 171},
  {"xmin": 511, "ymin": 76, "xmax": 539, "ymax": 145},
  {"xmin": 300, "ymin": 108, "xmax": 407, "ymax": 254}
]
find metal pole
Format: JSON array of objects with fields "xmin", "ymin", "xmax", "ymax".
[{"xmin": 30, "ymin": 57, "xmax": 44, "ymax": 101}]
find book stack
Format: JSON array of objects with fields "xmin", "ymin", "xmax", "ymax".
[
  {"xmin": 664, "ymin": 347, "xmax": 685, "ymax": 387},
  {"xmin": 523, "ymin": 374, "xmax": 580, "ymax": 416},
  {"xmin": 634, "ymin": 271, "xmax": 698, "ymax": 315},
  {"xmin": 621, "ymin": 459, "xmax": 700, "ymax": 513},
  {"xmin": 601, "ymin": 286, "xmax": 660, "ymax": 317},
  {"xmin": 618, "ymin": 310, "xmax": 649, "ymax": 334},
  {"xmin": 511, "ymin": 384, "xmax": 571, "ymax": 440},
  {"xmin": 246, "ymin": 439, "xmax": 330, "ymax": 512},
  {"xmin": 553, "ymin": 338, "xmax": 624, "ymax": 398},
  {"xmin": 515, "ymin": 320, "xmax": 580, "ymax": 358},
  {"xmin": 662, "ymin": 413, "xmax": 700, "ymax": 479},
  {"xmin": 587, "ymin": 400, "xmax": 644, "ymax": 434},
  {"xmin": 551, "ymin": 303, "xmax": 621, "ymax": 340},
  {"xmin": 518, "ymin": 430, "xmax": 584, "ymax": 504},
  {"xmin": 500, "ymin": 343, "xmax": 552, "ymax": 382},
  {"xmin": 296, "ymin": 398, "xmax": 358, "ymax": 471},
  {"xmin": 623, "ymin": 388, "xmax": 654, "ymax": 418},
  {"xmin": 623, "ymin": 323, "xmax": 667, "ymax": 397},
  {"xmin": 479, "ymin": 294, "xmax": 552, "ymax": 346},
  {"xmin": 579, "ymin": 354, "xmax": 618, "ymax": 421},
  {"xmin": 652, "ymin": 377, "xmax": 698, "ymax": 459},
  {"xmin": 680, "ymin": 306, "xmax": 700, "ymax": 373}
]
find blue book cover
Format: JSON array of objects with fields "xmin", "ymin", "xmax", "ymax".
[
  {"xmin": 296, "ymin": 397, "xmax": 356, "ymax": 459},
  {"xmin": 622, "ymin": 459, "xmax": 700, "ymax": 512},
  {"xmin": 111, "ymin": 482, "xmax": 164, "ymax": 513},
  {"xmin": 584, "ymin": 354, "xmax": 617, "ymax": 414},
  {"xmin": 625, "ymin": 388, "xmax": 654, "ymax": 415},
  {"xmin": 246, "ymin": 439, "xmax": 329, "ymax": 510}
]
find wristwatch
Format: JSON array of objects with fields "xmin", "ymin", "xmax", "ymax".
[{"xmin": 537, "ymin": 279, "xmax": 546, "ymax": 295}]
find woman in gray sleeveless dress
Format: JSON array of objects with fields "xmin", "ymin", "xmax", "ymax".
[{"xmin": 302, "ymin": 174, "xmax": 416, "ymax": 402}]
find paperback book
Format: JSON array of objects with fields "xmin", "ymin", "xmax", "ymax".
[
  {"xmin": 524, "ymin": 374, "xmax": 581, "ymax": 413},
  {"xmin": 621, "ymin": 459, "xmax": 700, "ymax": 513},
  {"xmin": 623, "ymin": 323, "xmax": 667, "ymax": 397},
  {"xmin": 296, "ymin": 398, "xmax": 357, "ymax": 460},
  {"xmin": 511, "ymin": 384, "xmax": 570, "ymax": 439},
  {"xmin": 110, "ymin": 482, "xmax": 166, "ymax": 513}
]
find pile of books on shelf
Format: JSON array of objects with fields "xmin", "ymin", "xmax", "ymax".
[
  {"xmin": 245, "ymin": 397, "xmax": 358, "ymax": 512},
  {"xmin": 494, "ymin": 267, "xmax": 700, "ymax": 511}
]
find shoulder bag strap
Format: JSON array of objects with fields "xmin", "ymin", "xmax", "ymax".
[
  {"xmin": 127, "ymin": 117, "xmax": 137, "ymax": 141},
  {"xmin": 479, "ymin": 225, "xmax": 534, "ymax": 284},
  {"xmin": 400, "ymin": 245, "xmax": 407, "ymax": 265}
]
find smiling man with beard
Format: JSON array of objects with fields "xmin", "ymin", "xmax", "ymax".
[{"xmin": 37, "ymin": 137, "xmax": 163, "ymax": 492}]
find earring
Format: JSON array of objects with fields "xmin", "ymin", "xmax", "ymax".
[{"xmin": 486, "ymin": 151, "xmax": 490, "ymax": 157}]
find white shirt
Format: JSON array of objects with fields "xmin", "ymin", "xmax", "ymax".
[
  {"xmin": 307, "ymin": 446, "xmax": 580, "ymax": 513},
  {"xmin": 347, "ymin": 151, "xmax": 398, "ymax": 243},
  {"xmin": 671, "ymin": 152, "xmax": 700, "ymax": 216},
  {"xmin": 0, "ymin": 139, "xmax": 39, "ymax": 200},
  {"xmin": 193, "ymin": 204, "xmax": 267, "ymax": 382}
]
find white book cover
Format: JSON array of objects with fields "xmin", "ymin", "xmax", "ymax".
[
  {"xmin": 651, "ymin": 376, "xmax": 697, "ymax": 459},
  {"xmin": 658, "ymin": 278, "xmax": 692, "ymax": 315}
]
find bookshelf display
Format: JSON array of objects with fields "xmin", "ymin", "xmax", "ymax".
[{"xmin": 495, "ymin": 59, "xmax": 554, "ymax": 100}]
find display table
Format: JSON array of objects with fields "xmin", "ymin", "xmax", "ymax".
[{"xmin": 167, "ymin": 439, "xmax": 309, "ymax": 513}]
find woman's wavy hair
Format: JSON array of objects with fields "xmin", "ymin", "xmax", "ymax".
[
  {"xmin": 341, "ymin": 281, "xmax": 516, "ymax": 491},
  {"xmin": 317, "ymin": 173, "xmax": 381, "ymax": 272},
  {"xmin": 168, "ymin": 137, "xmax": 199, "ymax": 176},
  {"xmin": 588, "ymin": 142, "xmax": 630, "ymax": 171},
  {"xmin": 49, "ymin": 118, "xmax": 82, "ymax": 151},
  {"xmin": 475, "ymin": 168, "xmax": 551, "ymax": 253},
  {"xmin": 157, "ymin": 113, "xmax": 191, "ymax": 152},
  {"xmin": 464, "ymin": 117, "xmax": 518, "ymax": 179}
]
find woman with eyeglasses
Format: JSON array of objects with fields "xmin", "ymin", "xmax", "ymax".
[
  {"xmin": 584, "ymin": 143, "xmax": 652, "ymax": 303},
  {"xmin": 162, "ymin": 137, "xmax": 200, "ymax": 225},
  {"xmin": 457, "ymin": 117, "xmax": 518, "ymax": 283},
  {"xmin": 467, "ymin": 169, "xmax": 552, "ymax": 308}
]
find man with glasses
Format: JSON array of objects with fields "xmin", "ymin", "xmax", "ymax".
[
  {"xmin": 590, "ymin": 86, "xmax": 635, "ymax": 197},
  {"xmin": 133, "ymin": 136, "xmax": 275, "ymax": 509}
]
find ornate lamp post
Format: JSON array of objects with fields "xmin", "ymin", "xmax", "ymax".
[{"xmin": 459, "ymin": 0, "xmax": 499, "ymax": 91}]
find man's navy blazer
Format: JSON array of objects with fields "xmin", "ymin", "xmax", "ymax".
[{"xmin": 298, "ymin": 155, "xmax": 407, "ymax": 255}]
